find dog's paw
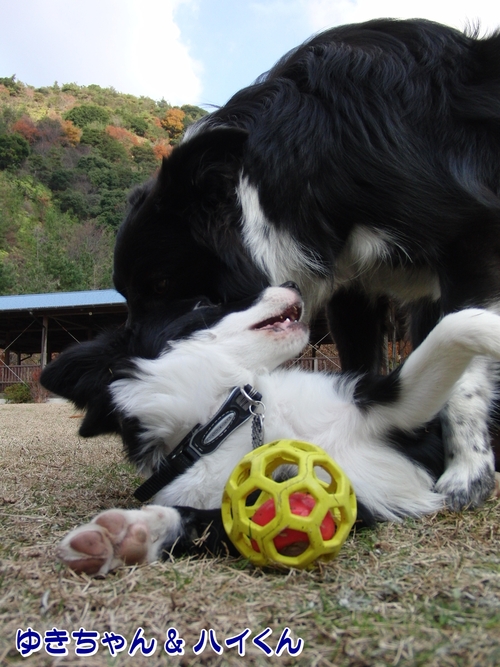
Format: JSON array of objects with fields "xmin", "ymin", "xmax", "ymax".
[
  {"xmin": 435, "ymin": 464, "xmax": 496, "ymax": 511},
  {"xmin": 57, "ymin": 506, "xmax": 182, "ymax": 576}
]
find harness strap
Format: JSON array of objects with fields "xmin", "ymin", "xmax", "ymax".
[{"xmin": 134, "ymin": 385, "xmax": 262, "ymax": 502}]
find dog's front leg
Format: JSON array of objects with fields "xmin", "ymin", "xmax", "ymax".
[
  {"xmin": 57, "ymin": 506, "xmax": 182, "ymax": 576},
  {"xmin": 57, "ymin": 506, "xmax": 235, "ymax": 576}
]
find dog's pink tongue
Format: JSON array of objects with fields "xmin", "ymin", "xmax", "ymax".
[{"xmin": 263, "ymin": 319, "xmax": 291, "ymax": 331}]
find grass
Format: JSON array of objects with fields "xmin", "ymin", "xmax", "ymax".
[{"xmin": 0, "ymin": 402, "xmax": 499, "ymax": 666}]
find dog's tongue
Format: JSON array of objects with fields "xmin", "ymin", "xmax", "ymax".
[
  {"xmin": 261, "ymin": 318, "xmax": 293, "ymax": 331},
  {"xmin": 253, "ymin": 304, "xmax": 301, "ymax": 330}
]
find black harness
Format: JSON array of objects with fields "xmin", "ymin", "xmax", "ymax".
[{"xmin": 134, "ymin": 385, "xmax": 263, "ymax": 503}]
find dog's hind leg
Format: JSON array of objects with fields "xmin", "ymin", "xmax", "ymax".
[
  {"xmin": 431, "ymin": 238, "xmax": 500, "ymax": 508},
  {"xmin": 360, "ymin": 310, "xmax": 500, "ymax": 426},
  {"xmin": 408, "ymin": 303, "xmax": 499, "ymax": 508},
  {"xmin": 359, "ymin": 310, "xmax": 500, "ymax": 508},
  {"xmin": 436, "ymin": 357, "xmax": 497, "ymax": 510}
]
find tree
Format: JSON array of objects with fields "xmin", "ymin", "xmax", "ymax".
[
  {"xmin": 123, "ymin": 114, "xmax": 148, "ymax": 137},
  {"xmin": 152, "ymin": 140, "xmax": 172, "ymax": 160},
  {"xmin": 56, "ymin": 190, "xmax": 91, "ymax": 219},
  {"xmin": 131, "ymin": 144, "xmax": 158, "ymax": 174},
  {"xmin": 181, "ymin": 104, "xmax": 208, "ymax": 126},
  {"xmin": 0, "ymin": 75, "xmax": 22, "ymax": 96},
  {"xmin": 61, "ymin": 120, "xmax": 82, "ymax": 146},
  {"xmin": 106, "ymin": 125, "xmax": 140, "ymax": 149},
  {"xmin": 48, "ymin": 168, "xmax": 73, "ymax": 192},
  {"xmin": 0, "ymin": 133, "xmax": 30, "ymax": 170},
  {"xmin": 97, "ymin": 189, "xmax": 128, "ymax": 228},
  {"xmin": 81, "ymin": 128, "xmax": 128, "ymax": 163},
  {"xmin": 12, "ymin": 116, "xmax": 40, "ymax": 144},
  {"xmin": 161, "ymin": 107, "xmax": 185, "ymax": 142},
  {"xmin": 35, "ymin": 118, "xmax": 65, "ymax": 153},
  {"xmin": 65, "ymin": 104, "xmax": 111, "ymax": 128},
  {"xmin": 0, "ymin": 251, "xmax": 15, "ymax": 293}
]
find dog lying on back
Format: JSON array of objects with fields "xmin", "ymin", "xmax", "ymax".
[
  {"xmin": 112, "ymin": 18, "xmax": 500, "ymax": 511},
  {"xmin": 41, "ymin": 286, "xmax": 500, "ymax": 576}
]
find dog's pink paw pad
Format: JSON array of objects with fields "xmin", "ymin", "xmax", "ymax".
[
  {"xmin": 63, "ymin": 556, "xmax": 108, "ymax": 575},
  {"xmin": 69, "ymin": 529, "xmax": 109, "ymax": 557},
  {"xmin": 95, "ymin": 511, "xmax": 128, "ymax": 537},
  {"xmin": 58, "ymin": 529, "xmax": 112, "ymax": 575},
  {"xmin": 117, "ymin": 524, "xmax": 149, "ymax": 564}
]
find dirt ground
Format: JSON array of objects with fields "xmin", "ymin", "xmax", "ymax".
[{"xmin": 1, "ymin": 402, "xmax": 499, "ymax": 666}]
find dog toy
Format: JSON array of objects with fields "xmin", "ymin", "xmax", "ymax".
[{"xmin": 221, "ymin": 440, "xmax": 357, "ymax": 568}]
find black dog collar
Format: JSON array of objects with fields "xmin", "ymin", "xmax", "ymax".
[{"xmin": 134, "ymin": 385, "xmax": 263, "ymax": 502}]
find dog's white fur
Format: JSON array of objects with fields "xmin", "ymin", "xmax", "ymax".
[{"xmin": 58, "ymin": 287, "xmax": 500, "ymax": 574}]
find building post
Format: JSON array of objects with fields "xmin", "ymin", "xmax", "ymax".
[{"xmin": 41, "ymin": 316, "xmax": 48, "ymax": 369}]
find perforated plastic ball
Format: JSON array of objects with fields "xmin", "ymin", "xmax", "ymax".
[{"xmin": 221, "ymin": 440, "xmax": 357, "ymax": 568}]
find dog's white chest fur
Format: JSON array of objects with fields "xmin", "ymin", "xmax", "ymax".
[{"xmin": 239, "ymin": 179, "xmax": 441, "ymax": 311}]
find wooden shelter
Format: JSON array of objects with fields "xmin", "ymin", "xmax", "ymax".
[{"xmin": 0, "ymin": 290, "xmax": 127, "ymax": 389}]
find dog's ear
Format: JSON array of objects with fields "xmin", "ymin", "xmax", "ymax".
[
  {"xmin": 158, "ymin": 127, "xmax": 249, "ymax": 195},
  {"xmin": 40, "ymin": 334, "xmax": 125, "ymax": 437}
]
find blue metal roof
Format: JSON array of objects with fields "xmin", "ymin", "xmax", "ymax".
[{"xmin": 0, "ymin": 289, "xmax": 126, "ymax": 313}]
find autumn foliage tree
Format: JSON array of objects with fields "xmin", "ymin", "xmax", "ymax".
[
  {"xmin": 61, "ymin": 120, "xmax": 82, "ymax": 146},
  {"xmin": 12, "ymin": 116, "xmax": 40, "ymax": 143},
  {"xmin": 106, "ymin": 125, "xmax": 140, "ymax": 150},
  {"xmin": 152, "ymin": 139, "xmax": 173, "ymax": 160},
  {"xmin": 161, "ymin": 107, "xmax": 186, "ymax": 142}
]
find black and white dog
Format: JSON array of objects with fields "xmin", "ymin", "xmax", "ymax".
[
  {"xmin": 41, "ymin": 286, "xmax": 500, "ymax": 576},
  {"xmin": 112, "ymin": 19, "xmax": 500, "ymax": 511}
]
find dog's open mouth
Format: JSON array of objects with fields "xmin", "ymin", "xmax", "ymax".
[{"xmin": 252, "ymin": 303, "xmax": 303, "ymax": 332}]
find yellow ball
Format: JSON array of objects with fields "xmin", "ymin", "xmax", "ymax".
[{"xmin": 221, "ymin": 440, "xmax": 357, "ymax": 568}]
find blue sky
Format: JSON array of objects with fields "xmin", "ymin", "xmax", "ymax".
[{"xmin": 1, "ymin": 0, "xmax": 499, "ymax": 109}]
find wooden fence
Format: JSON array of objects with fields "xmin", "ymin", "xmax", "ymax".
[
  {"xmin": 0, "ymin": 344, "xmax": 406, "ymax": 393},
  {"xmin": 0, "ymin": 355, "xmax": 343, "ymax": 393},
  {"xmin": 284, "ymin": 355, "xmax": 341, "ymax": 372},
  {"xmin": 0, "ymin": 364, "xmax": 41, "ymax": 391}
]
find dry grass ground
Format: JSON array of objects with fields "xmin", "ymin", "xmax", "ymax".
[{"xmin": 0, "ymin": 402, "xmax": 499, "ymax": 667}]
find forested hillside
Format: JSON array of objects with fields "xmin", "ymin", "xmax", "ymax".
[{"xmin": 0, "ymin": 76, "xmax": 207, "ymax": 295}]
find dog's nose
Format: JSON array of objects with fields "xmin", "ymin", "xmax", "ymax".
[{"xmin": 280, "ymin": 281, "xmax": 301, "ymax": 295}]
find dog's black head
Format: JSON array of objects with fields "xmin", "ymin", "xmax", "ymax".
[
  {"xmin": 40, "ymin": 292, "xmax": 266, "ymax": 439},
  {"xmin": 113, "ymin": 127, "xmax": 268, "ymax": 326}
]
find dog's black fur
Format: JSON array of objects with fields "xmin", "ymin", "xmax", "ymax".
[
  {"xmin": 115, "ymin": 19, "xmax": 500, "ymax": 345},
  {"xmin": 112, "ymin": 18, "xmax": 500, "ymax": 509}
]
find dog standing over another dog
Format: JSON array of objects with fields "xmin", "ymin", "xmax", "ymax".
[
  {"xmin": 112, "ymin": 18, "xmax": 500, "ymax": 511},
  {"xmin": 42, "ymin": 286, "xmax": 500, "ymax": 575}
]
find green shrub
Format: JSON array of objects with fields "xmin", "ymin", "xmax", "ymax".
[
  {"xmin": 4, "ymin": 383, "xmax": 32, "ymax": 403},
  {"xmin": 0, "ymin": 133, "xmax": 30, "ymax": 170},
  {"xmin": 65, "ymin": 104, "xmax": 111, "ymax": 129}
]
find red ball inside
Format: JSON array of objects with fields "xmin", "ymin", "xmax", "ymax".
[{"xmin": 250, "ymin": 492, "xmax": 336, "ymax": 556}]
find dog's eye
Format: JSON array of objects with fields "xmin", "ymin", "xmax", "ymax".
[{"xmin": 153, "ymin": 278, "xmax": 168, "ymax": 295}]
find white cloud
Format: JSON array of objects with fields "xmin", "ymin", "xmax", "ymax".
[
  {"xmin": 123, "ymin": 0, "xmax": 203, "ymax": 104},
  {"xmin": 305, "ymin": 0, "xmax": 500, "ymax": 34},
  {"xmin": 0, "ymin": 0, "xmax": 203, "ymax": 105}
]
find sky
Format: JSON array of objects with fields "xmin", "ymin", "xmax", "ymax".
[{"xmin": 1, "ymin": 0, "xmax": 499, "ymax": 109}]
